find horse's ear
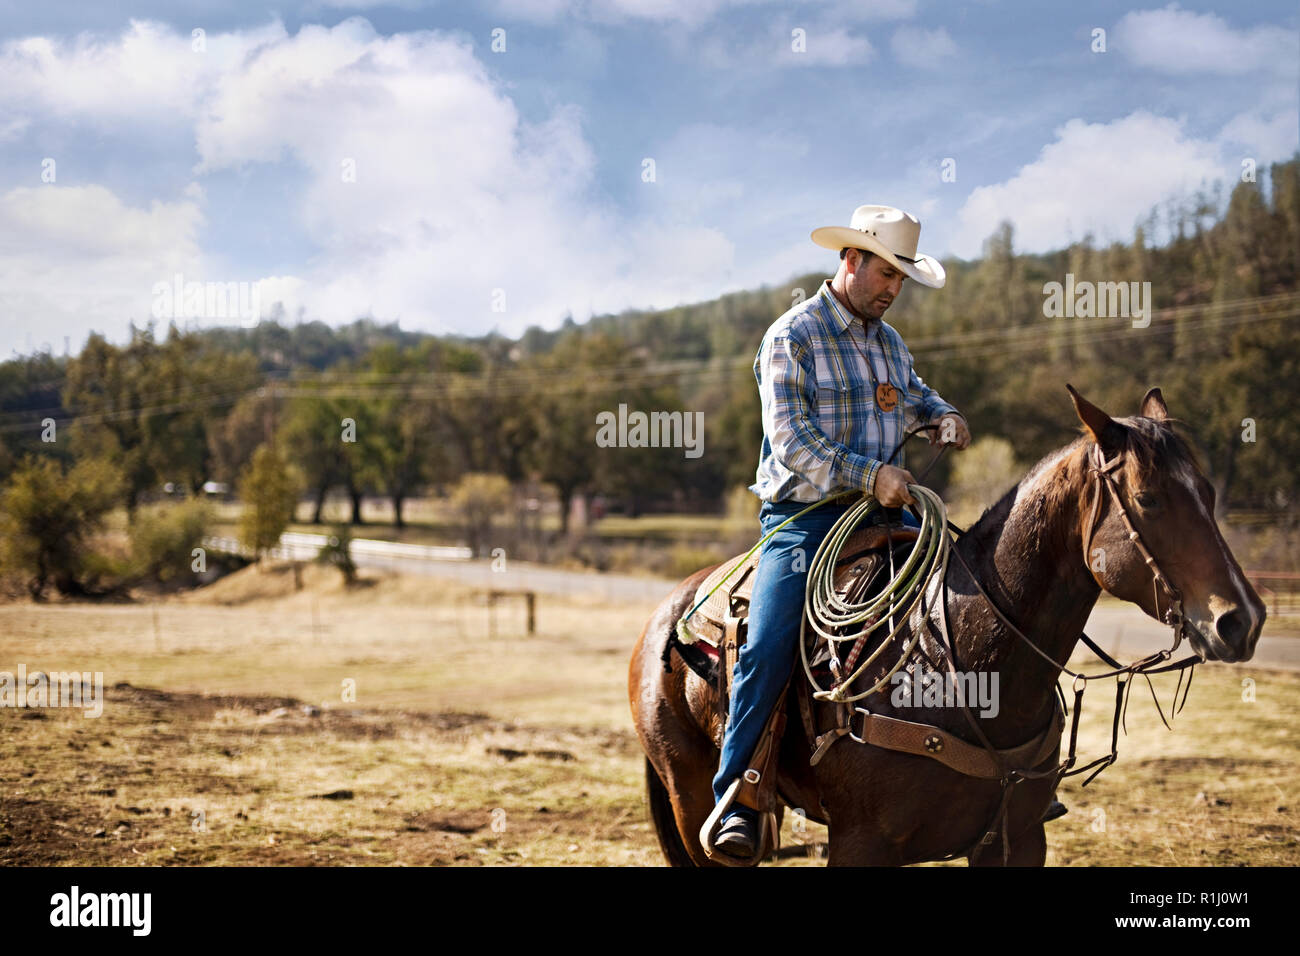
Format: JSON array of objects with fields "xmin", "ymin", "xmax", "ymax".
[
  {"xmin": 1066, "ymin": 383, "xmax": 1121, "ymax": 448},
  {"xmin": 1139, "ymin": 386, "xmax": 1169, "ymax": 421}
]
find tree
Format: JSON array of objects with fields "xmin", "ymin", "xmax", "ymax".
[
  {"xmin": 450, "ymin": 472, "xmax": 512, "ymax": 557},
  {"xmin": 209, "ymin": 388, "xmax": 278, "ymax": 486},
  {"xmin": 0, "ymin": 455, "xmax": 123, "ymax": 599},
  {"xmin": 147, "ymin": 329, "xmax": 260, "ymax": 494},
  {"xmin": 63, "ymin": 329, "xmax": 160, "ymax": 516},
  {"xmin": 282, "ymin": 394, "xmax": 350, "ymax": 523},
  {"xmin": 238, "ymin": 444, "xmax": 303, "ymax": 560}
]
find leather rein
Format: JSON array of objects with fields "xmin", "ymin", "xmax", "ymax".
[{"xmin": 810, "ymin": 438, "xmax": 1202, "ymax": 863}]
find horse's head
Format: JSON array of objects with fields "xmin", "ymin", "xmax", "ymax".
[{"xmin": 1067, "ymin": 384, "xmax": 1265, "ymax": 663}]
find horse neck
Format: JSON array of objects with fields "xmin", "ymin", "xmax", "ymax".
[{"xmin": 946, "ymin": 441, "xmax": 1101, "ymax": 744}]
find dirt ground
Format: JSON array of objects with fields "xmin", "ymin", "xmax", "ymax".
[{"xmin": 0, "ymin": 562, "xmax": 1295, "ymax": 866}]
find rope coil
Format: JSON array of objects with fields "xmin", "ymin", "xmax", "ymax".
[{"xmin": 800, "ymin": 484, "xmax": 951, "ymax": 703}]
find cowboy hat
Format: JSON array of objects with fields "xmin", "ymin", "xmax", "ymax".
[{"xmin": 811, "ymin": 204, "xmax": 946, "ymax": 289}]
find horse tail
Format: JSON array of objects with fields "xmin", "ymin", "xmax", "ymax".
[{"xmin": 645, "ymin": 757, "xmax": 698, "ymax": 867}]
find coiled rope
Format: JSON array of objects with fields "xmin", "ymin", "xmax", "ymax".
[
  {"xmin": 675, "ymin": 425, "xmax": 949, "ymax": 673},
  {"xmin": 799, "ymin": 483, "xmax": 950, "ymax": 703}
]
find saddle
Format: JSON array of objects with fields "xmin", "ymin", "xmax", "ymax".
[{"xmin": 684, "ymin": 522, "xmax": 920, "ymax": 865}]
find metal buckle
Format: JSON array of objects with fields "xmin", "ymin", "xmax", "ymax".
[
  {"xmin": 848, "ymin": 706, "xmax": 871, "ymax": 744},
  {"xmin": 742, "ymin": 769, "xmax": 761, "ymax": 785}
]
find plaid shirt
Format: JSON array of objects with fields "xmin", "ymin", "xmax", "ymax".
[{"xmin": 749, "ymin": 279, "xmax": 959, "ymax": 504}]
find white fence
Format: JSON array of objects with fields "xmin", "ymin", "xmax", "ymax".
[{"xmin": 202, "ymin": 533, "xmax": 472, "ymax": 563}]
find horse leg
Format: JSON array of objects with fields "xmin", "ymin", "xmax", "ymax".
[
  {"xmin": 644, "ymin": 757, "xmax": 698, "ymax": 868},
  {"xmin": 822, "ymin": 790, "xmax": 902, "ymax": 866},
  {"xmin": 630, "ymin": 570, "xmax": 729, "ymax": 867},
  {"xmin": 825, "ymin": 824, "xmax": 903, "ymax": 866},
  {"xmin": 644, "ymin": 737, "xmax": 726, "ymax": 867}
]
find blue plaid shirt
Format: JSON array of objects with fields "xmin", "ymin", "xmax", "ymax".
[{"xmin": 750, "ymin": 279, "xmax": 959, "ymax": 504}]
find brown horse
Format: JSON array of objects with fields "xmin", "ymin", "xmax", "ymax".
[{"xmin": 629, "ymin": 386, "xmax": 1265, "ymax": 866}]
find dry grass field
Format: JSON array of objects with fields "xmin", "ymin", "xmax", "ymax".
[{"xmin": 0, "ymin": 561, "xmax": 1295, "ymax": 866}]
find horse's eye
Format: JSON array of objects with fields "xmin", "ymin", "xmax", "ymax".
[{"xmin": 1135, "ymin": 491, "xmax": 1158, "ymax": 509}]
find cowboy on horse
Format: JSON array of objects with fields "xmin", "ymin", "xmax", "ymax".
[{"xmin": 707, "ymin": 204, "xmax": 972, "ymax": 858}]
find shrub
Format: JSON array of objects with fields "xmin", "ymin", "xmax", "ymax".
[
  {"xmin": 317, "ymin": 523, "xmax": 357, "ymax": 585},
  {"xmin": 238, "ymin": 444, "xmax": 303, "ymax": 560},
  {"xmin": 130, "ymin": 497, "xmax": 213, "ymax": 584},
  {"xmin": 450, "ymin": 473, "xmax": 512, "ymax": 558},
  {"xmin": 0, "ymin": 455, "xmax": 123, "ymax": 599}
]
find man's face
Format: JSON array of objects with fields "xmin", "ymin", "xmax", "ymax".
[{"xmin": 847, "ymin": 250, "xmax": 907, "ymax": 319}]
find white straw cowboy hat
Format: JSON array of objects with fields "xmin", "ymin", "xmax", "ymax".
[{"xmin": 811, "ymin": 204, "xmax": 946, "ymax": 289}]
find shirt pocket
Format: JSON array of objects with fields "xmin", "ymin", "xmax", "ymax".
[{"xmin": 813, "ymin": 371, "xmax": 873, "ymax": 445}]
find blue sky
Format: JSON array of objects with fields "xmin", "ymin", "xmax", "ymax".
[{"xmin": 0, "ymin": 0, "xmax": 1295, "ymax": 355}]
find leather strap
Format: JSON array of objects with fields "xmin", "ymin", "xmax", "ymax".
[{"xmin": 850, "ymin": 705, "xmax": 1063, "ymax": 780}]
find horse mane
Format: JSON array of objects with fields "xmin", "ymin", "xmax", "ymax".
[{"xmin": 963, "ymin": 414, "xmax": 1202, "ymax": 538}]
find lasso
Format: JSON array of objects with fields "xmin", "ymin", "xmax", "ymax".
[{"xmin": 799, "ymin": 484, "xmax": 950, "ymax": 703}]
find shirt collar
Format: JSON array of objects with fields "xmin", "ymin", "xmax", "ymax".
[{"xmin": 818, "ymin": 279, "xmax": 879, "ymax": 338}]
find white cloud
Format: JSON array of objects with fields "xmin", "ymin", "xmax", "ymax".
[
  {"xmin": 1114, "ymin": 5, "xmax": 1298, "ymax": 76},
  {"xmin": 890, "ymin": 26, "xmax": 956, "ymax": 68},
  {"xmin": 697, "ymin": 15, "xmax": 876, "ymax": 71},
  {"xmin": 1218, "ymin": 110, "xmax": 1300, "ymax": 166},
  {"xmin": 185, "ymin": 18, "xmax": 754, "ymax": 334},
  {"xmin": 948, "ymin": 108, "xmax": 1299, "ymax": 259},
  {"xmin": 0, "ymin": 17, "xmax": 759, "ymax": 345},
  {"xmin": 791, "ymin": 26, "xmax": 874, "ymax": 67},
  {"xmin": 950, "ymin": 112, "xmax": 1219, "ymax": 257},
  {"xmin": 0, "ymin": 185, "xmax": 205, "ymax": 353},
  {"xmin": 485, "ymin": 0, "xmax": 915, "ymax": 27},
  {"xmin": 0, "ymin": 19, "xmax": 286, "ymax": 124}
]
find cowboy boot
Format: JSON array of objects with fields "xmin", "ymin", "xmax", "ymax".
[{"xmin": 714, "ymin": 807, "xmax": 759, "ymax": 858}]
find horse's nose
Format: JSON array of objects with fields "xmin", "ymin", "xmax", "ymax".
[{"xmin": 1214, "ymin": 608, "xmax": 1254, "ymax": 649}]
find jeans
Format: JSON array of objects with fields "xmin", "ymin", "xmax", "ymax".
[{"xmin": 712, "ymin": 497, "xmax": 920, "ymax": 808}]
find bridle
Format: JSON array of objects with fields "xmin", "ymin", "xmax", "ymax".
[{"xmin": 1080, "ymin": 441, "xmax": 1187, "ymax": 648}]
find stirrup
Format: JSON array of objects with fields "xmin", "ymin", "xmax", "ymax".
[{"xmin": 699, "ymin": 779, "xmax": 777, "ymax": 866}]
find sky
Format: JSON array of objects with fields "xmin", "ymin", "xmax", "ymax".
[{"xmin": 0, "ymin": 0, "xmax": 1295, "ymax": 356}]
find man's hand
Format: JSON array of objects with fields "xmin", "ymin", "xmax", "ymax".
[
  {"xmin": 929, "ymin": 413, "xmax": 971, "ymax": 450},
  {"xmin": 872, "ymin": 464, "xmax": 916, "ymax": 507}
]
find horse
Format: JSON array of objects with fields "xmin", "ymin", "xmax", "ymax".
[{"xmin": 628, "ymin": 386, "xmax": 1265, "ymax": 866}]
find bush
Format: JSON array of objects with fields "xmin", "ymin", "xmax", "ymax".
[
  {"xmin": 317, "ymin": 523, "xmax": 357, "ymax": 584},
  {"xmin": 130, "ymin": 498, "xmax": 213, "ymax": 584},
  {"xmin": 238, "ymin": 444, "xmax": 303, "ymax": 560},
  {"xmin": 0, "ymin": 455, "xmax": 123, "ymax": 599},
  {"xmin": 450, "ymin": 473, "xmax": 513, "ymax": 558},
  {"xmin": 944, "ymin": 437, "xmax": 1022, "ymax": 528}
]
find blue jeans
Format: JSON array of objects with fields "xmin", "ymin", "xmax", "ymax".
[{"xmin": 712, "ymin": 497, "xmax": 920, "ymax": 808}]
